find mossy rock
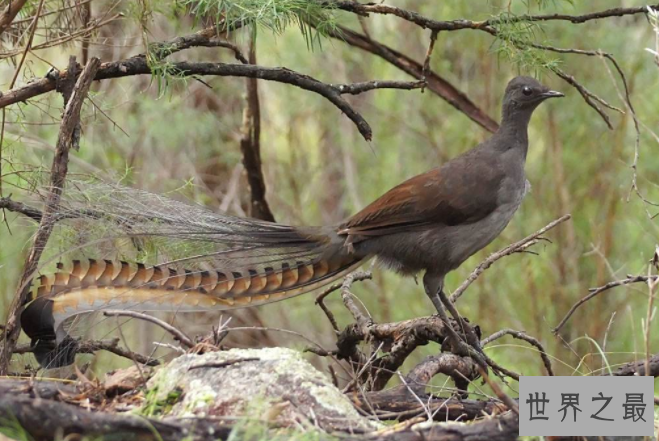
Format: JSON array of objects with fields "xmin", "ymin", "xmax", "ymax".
[{"xmin": 144, "ymin": 347, "xmax": 382, "ymax": 433}]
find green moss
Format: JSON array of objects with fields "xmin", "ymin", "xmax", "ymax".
[{"xmin": 139, "ymin": 386, "xmax": 184, "ymax": 417}]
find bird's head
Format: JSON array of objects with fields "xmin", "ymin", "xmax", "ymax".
[{"xmin": 502, "ymin": 76, "xmax": 564, "ymax": 117}]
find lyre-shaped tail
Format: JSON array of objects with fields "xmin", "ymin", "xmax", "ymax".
[
  {"xmin": 22, "ymin": 247, "xmax": 363, "ymax": 368},
  {"xmin": 20, "ymin": 181, "xmax": 367, "ymax": 367}
]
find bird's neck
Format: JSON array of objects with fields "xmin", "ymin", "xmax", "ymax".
[{"xmin": 494, "ymin": 108, "xmax": 533, "ymax": 158}]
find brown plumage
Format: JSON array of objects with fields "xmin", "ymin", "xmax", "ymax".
[{"xmin": 21, "ymin": 76, "xmax": 562, "ymax": 367}]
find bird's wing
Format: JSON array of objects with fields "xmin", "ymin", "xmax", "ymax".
[{"xmin": 337, "ymin": 150, "xmax": 505, "ymax": 240}]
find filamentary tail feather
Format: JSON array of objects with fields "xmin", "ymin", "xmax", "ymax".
[{"xmin": 20, "ymin": 181, "xmax": 364, "ymax": 367}]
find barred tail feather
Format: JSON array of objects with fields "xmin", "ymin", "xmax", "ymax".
[
  {"xmin": 22, "ymin": 252, "xmax": 363, "ymax": 367},
  {"xmin": 20, "ymin": 181, "xmax": 367, "ymax": 367}
]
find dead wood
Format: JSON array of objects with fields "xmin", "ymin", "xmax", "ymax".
[{"xmin": 0, "ymin": 378, "xmax": 519, "ymax": 441}]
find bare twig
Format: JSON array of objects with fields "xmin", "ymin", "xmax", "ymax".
[
  {"xmin": 0, "ymin": 196, "xmax": 43, "ymax": 221},
  {"xmin": 15, "ymin": 338, "xmax": 159, "ymax": 366},
  {"xmin": 341, "ymin": 271, "xmax": 374, "ymax": 331},
  {"xmin": 331, "ymin": 80, "xmax": 425, "ymax": 95},
  {"xmin": 334, "ymin": 1, "xmax": 659, "ymax": 32},
  {"xmin": 481, "ymin": 328, "xmax": 554, "ymax": 376},
  {"xmin": 0, "ymin": 13, "xmax": 123, "ymax": 61},
  {"xmin": 598, "ymin": 52, "xmax": 659, "ymax": 214},
  {"xmin": 315, "ymin": 271, "xmax": 372, "ymax": 332},
  {"xmin": 644, "ymin": 272, "xmax": 657, "ymax": 378},
  {"xmin": 421, "ymin": 30, "xmax": 439, "ymax": 81},
  {"xmin": 0, "ymin": 0, "xmax": 45, "ymax": 198},
  {"xmin": 405, "ymin": 353, "xmax": 479, "ymax": 396},
  {"xmin": 551, "ymin": 68, "xmax": 614, "ymax": 129},
  {"xmin": 188, "ymin": 357, "xmax": 260, "ymax": 370},
  {"xmin": 478, "ymin": 366, "xmax": 519, "ymax": 415},
  {"xmin": 0, "ymin": 56, "xmax": 100, "ymax": 375},
  {"xmin": 102, "ymin": 310, "xmax": 194, "ymax": 349},
  {"xmin": 450, "ymin": 214, "xmax": 571, "ymax": 302},
  {"xmin": 553, "ymin": 275, "xmax": 658, "ymax": 334}
]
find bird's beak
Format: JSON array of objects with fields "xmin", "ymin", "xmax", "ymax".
[{"xmin": 540, "ymin": 90, "xmax": 564, "ymax": 98}]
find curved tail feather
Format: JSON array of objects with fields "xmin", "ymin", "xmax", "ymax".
[
  {"xmin": 22, "ymin": 253, "xmax": 363, "ymax": 367},
  {"xmin": 20, "ymin": 181, "xmax": 368, "ymax": 367}
]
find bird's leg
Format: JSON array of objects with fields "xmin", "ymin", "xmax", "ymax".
[
  {"xmin": 436, "ymin": 289, "xmax": 483, "ymax": 355},
  {"xmin": 423, "ymin": 274, "xmax": 470, "ymax": 355},
  {"xmin": 423, "ymin": 273, "xmax": 488, "ymax": 371}
]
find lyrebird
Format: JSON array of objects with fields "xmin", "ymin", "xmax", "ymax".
[{"xmin": 21, "ymin": 76, "xmax": 563, "ymax": 367}]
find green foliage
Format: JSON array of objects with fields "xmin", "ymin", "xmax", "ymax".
[
  {"xmin": 0, "ymin": 415, "xmax": 33, "ymax": 441},
  {"xmin": 525, "ymin": 0, "xmax": 574, "ymax": 10},
  {"xmin": 491, "ymin": 13, "xmax": 562, "ymax": 76},
  {"xmin": 139, "ymin": 387, "xmax": 183, "ymax": 417},
  {"xmin": 182, "ymin": 0, "xmax": 338, "ymax": 48}
]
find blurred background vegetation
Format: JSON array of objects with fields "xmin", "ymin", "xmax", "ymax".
[{"xmin": 0, "ymin": 0, "xmax": 658, "ymax": 409}]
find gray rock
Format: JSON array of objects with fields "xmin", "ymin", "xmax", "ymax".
[{"xmin": 144, "ymin": 347, "xmax": 382, "ymax": 433}]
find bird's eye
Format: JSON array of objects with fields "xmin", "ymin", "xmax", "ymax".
[{"xmin": 522, "ymin": 86, "xmax": 533, "ymax": 96}]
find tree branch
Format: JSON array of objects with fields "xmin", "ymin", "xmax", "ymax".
[
  {"xmin": 0, "ymin": 0, "xmax": 28, "ymax": 37},
  {"xmin": 0, "ymin": 55, "xmax": 426, "ymax": 142},
  {"xmin": 331, "ymin": 2, "xmax": 654, "ymax": 128},
  {"xmin": 482, "ymin": 328, "xmax": 554, "ymax": 376},
  {"xmin": 239, "ymin": 35, "xmax": 275, "ymax": 222},
  {"xmin": 609, "ymin": 353, "xmax": 659, "ymax": 377},
  {"xmin": 14, "ymin": 338, "xmax": 160, "ymax": 367},
  {"xmin": 320, "ymin": 24, "xmax": 499, "ymax": 133},
  {"xmin": 333, "ymin": 1, "xmax": 659, "ymax": 31},
  {"xmin": 450, "ymin": 214, "xmax": 571, "ymax": 302},
  {"xmin": 103, "ymin": 310, "xmax": 195, "ymax": 349},
  {"xmin": 0, "ymin": 56, "xmax": 100, "ymax": 375},
  {"xmin": 0, "ymin": 195, "xmax": 43, "ymax": 222},
  {"xmin": 553, "ymin": 274, "xmax": 659, "ymax": 334}
]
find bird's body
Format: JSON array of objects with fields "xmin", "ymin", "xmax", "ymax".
[
  {"xmin": 339, "ymin": 74, "xmax": 563, "ymax": 294},
  {"xmin": 20, "ymin": 76, "xmax": 563, "ymax": 367},
  {"xmin": 341, "ymin": 135, "xmax": 529, "ymax": 278}
]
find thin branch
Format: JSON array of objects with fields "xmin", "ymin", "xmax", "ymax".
[
  {"xmin": 421, "ymin": 30, "xmax": 439, "ymax": 81},
  {"xmin": 315, "ymin": 271, "xmax": 372, "ymax": 332},
  {"xmin": 0, "ymin": 57, "xmax": 423, "ymax": 142},
  {"xmin": 149, "ymin": 27, "xmax": 250, "ymax": 64},
  {"xmin": 0, "ymin": 56, "xmax": 100, "ymax": 375},
  {"xmin": 450, "ymin": 214, "xmax": 571, "ymax": 302},
  {"xmin": 0, "ymin": 0, "xmax": 45, "ymax": 198},
  {"xmin": 553, "ymin": 275, "xmax": 658, "ymax": 334},
  {"xmin": 481, "ymin": 328, "xmax": 554, "ymax": 376},
  {"xmin": 15, "ymin": 338, "xmax": 160, "ymax": 366},
  {"xmin": 320, "ymin": 24, "xmax": 499, "ymax": 133},
  {"xmin": 341, "ymin": 271, "xmax": 373, "ymax": 331},
  {"xmin": 188, "ymin": 357, "xmax": 260, "ymax": 370},
  {"xmin": 484, "ymin": 4, "xmax": 659, "ymax": 25},
  {"xmin": 7, "ymin": 0, "xmax": 93, "ymax": 28},
  {"xmin": 478, "ymin": 366, "xmax": 519, "ymax": 415},
  {"xmin": 331, "ymin": 79, "xmax": 425, "ymax": 95},
  {"xmin": 405, "ymin": 353, "xmax": 479, "ymax": 396},
  {"xmin": 332, "ymin": 2, "xmax": 651, "ymax": 128},
  {"xmin": 550, "ymin": 67, "xmax": 614, "ymax": 129},
  {"xmin": 334, "ymin": 1, "xmax": 659, "ymax": 31},
  {"xmin": 102, "ymin": 310, "xmax": 194, "ymax": 349},
  {"xmin": 0, "ymin": 195, "xmax": 43, "ymax": 221},
  {"xmin": 0, "ymin": 13, "xmax": 123, "ymax": 61},
  {"xmin": 604, "ymin": 353, "xmax": 659, "ymax": 377}
]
